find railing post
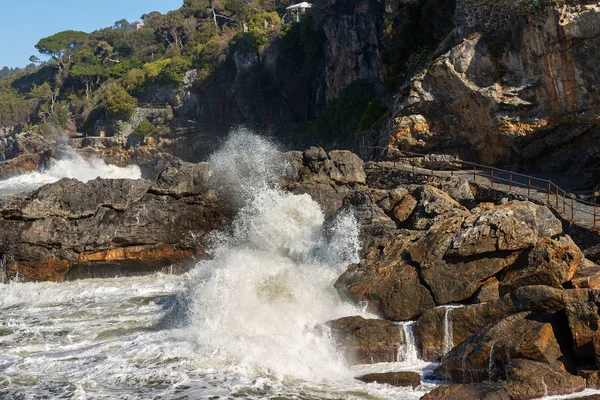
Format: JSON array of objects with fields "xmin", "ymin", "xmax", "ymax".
[
  {"xmin": 555, "ymin": 186, "xmax": 559, "ymax": 209},
  {"xmin": 563, "ymin": 192, "xmax": 566, "ymax": 215},
  {"xmin": 509, "ymin": 172, "xmax": 513, "ymax": 193},
  {"xmin": 547, "ymin": 181, "xmax": 551, "ymax": 204},
  {"xmin": 491, "ymin": 168, "xmax": 494, "ymax": 189},
  {"xmin": 594, "ymin": 200, "xmax": 597, "ymax": 230},
  {"xmin": 528, "ymin": 177, "xmax": 531, "ymax": 197},
  {"xmin": 571, "ymin": 194, "xmax": 574, "ymax": 222}
]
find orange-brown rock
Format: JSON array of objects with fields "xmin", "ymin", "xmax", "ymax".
[
  {"xmin": 423, "ymin": 359, "xmax": 585, "ymax": 400},
  {"xmin": 0, "ymin": 159, "xmax": 234, "ymax": 282},
  {"xmin": 438, "ymin": 312, "xmax": 566, "ymax": 383},
  {"xmin": 579, "ymin": 370, "xmax": 600, "ymax": 389},
  {"xmin": 326, "ymin": 316, "xmax": 402, "ymax": 364},
  {"xmin": 571, "ymin": 261, "xmax": 600, "ymax": 290},
  {"xmin": 500, "ymin": 235, "xmax": 582, "ymax": 294},
  {"xmin": 0, "ymin": 153, "xmax": 43, "ymax": 180},
  {"xmin": 391, "ymin": 193, "xmax": 417, "ymax": 223},
  {"xmin": 414, "ymin": 286, "xmax": 593, "ymax": 361},
  {"xmin": 565, "ymin": 302, "xmax": 600, "ymax": 363}
]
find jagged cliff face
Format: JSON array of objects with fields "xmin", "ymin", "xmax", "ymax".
[
  {"xmin": 314, "ymin": 0, "xmax": 386, "ymax": 101},
  {"xmin": 382, "ymin": 0, "xmax": 600, "ymax": 173},
  {"xmin": 178, "ymin": 0, "xmax": 387, "ymax": 127}
]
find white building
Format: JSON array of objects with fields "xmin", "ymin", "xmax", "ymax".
[{"xmin": 285, "ymin": 2, "xmax": 312, "ymax": 22}]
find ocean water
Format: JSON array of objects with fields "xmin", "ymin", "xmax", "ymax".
[
  {"xmin": 1, "ymin": 131, "xmax": 592, "ymax": 399},
  {"xmin": 0, "ymin": 153, "xmax": 141, "ymax": 197}
]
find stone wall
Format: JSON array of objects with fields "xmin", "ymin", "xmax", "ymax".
[{"xmin": 454, "ymin": 0, "xmax": 530, "ymax": 37}]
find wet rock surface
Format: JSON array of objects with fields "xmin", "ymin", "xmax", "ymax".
[
  {"xmin": 356, "ymin": 371, "xmax": 421, "ymax": 389},
  {"xmin": 326, "ymin": 316, "xmax": 402, "ymax": 365},
  {"xmin": 0, "ymin": 157, "xmax": 233, "ymax": 282}
]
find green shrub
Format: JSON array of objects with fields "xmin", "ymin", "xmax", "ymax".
[
  {"xmin": 107, "ymin": 58, "xmax": 145, "ymax": 78},
  {"xmin": 28, "ymin": 82, "xmax": 54, "ymax": 100},
  {"xmin": 48, "ymin": 103, "xmax": 72, "ymax": 129},
  {"xmin": 122, "ymin": 68, "xmax": 146, "ymax": 91},
  {"xmin": 160, "ymin": 56, "xmax": 192, "ymax": 82},
  {"xmin": 104, "ymin": 87, "xmax": 137, "ymax": 117},
  {"xmin": 134, "ymin": 119, "xmax": 158, "ymax": 136},
  {"xmin": 359, "ymin": 99, "xmax": 388, "ymax": 131},
  {"xmin": 0, "ymin": 89, "xmax": 32, "ymax": 126},
  {"xmin": 247, "ymin": 12, "xmax": 281, "ymax": 51},
  {"xmin": 143, "ymin": 59, "xmax": 172, "ymax": 81}
]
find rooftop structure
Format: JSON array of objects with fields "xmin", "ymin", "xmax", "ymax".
[{"xmin": 284, "ymin": 2, "xmax": 312, "ymax": 22}]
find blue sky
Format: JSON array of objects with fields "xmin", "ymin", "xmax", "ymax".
[{"xmin": 0, "ymin": 0, "xmax": 183, "ymax": 68}]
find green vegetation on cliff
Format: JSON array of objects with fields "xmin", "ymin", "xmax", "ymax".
[{"xmin": 0, "ymin": 0, "xmax": 456, "ymax": 149}]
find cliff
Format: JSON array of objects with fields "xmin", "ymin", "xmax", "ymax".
[{"xmin": 378, "ymin": 0, "xmax": 600, "ymax": 176}]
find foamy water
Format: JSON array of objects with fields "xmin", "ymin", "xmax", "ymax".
[
  {"xmin": 0, "ymin": 131, "xmax": 436, "ymax": 398},
  {"xmin": 0, "ymin": 153, "xmax": 141, "ymax": 197}
]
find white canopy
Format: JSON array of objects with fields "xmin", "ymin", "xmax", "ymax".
[{"xmin": 286, "ymin": 2, "xmax": 312, "ymax": 10}]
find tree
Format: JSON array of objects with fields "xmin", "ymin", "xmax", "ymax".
[
  {"xmin": 152, "ymin": 10, "xmax": 186, "ymax": 53},
  {"xmin": 113, "ymin": 19, "xmax": 136, "ymax": 30},
  {"xmin": 247, "ymin": 12, "xmax": 280, "ymax": 62},
  {"xmin": 95, "ymin": 41, "xmax": 120, "ymax": 64},
  {"xmin": 71, "ymin": 63, "xmax": 105, "ymax": 99},
  {"xmin": 29, "ymin": 82, "xmax": 53, "ymax": 100},
  {"xmin": 29, "ymin": 55, "xmax": 41, "ymax": 65},
  {"xmin": 183, "ymin": 0, "xmax": 210, "ymax": 17},
  {"xmin": 35, "ymin": 30, "xmax": 89, "ymax": 79},
  {"xmin": 141, "ymin": 11, "xmax": 162, "ymax": 24},
  {"xmin": 104, "ymin": 86, "xmax": 137, "ymax": 117}
]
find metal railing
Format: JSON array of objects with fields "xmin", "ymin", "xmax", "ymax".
[
  {"xmin": 361, "ymin": 146, "xmax": 598, "ymax": 231},
  {"xmin": 137, "ymin": 103, "xmax": 169, "ymax": 110}
]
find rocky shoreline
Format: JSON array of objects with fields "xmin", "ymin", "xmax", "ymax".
[{"xmin": 2, "ymin": 147, "xmax": 600, "ymax": 398}]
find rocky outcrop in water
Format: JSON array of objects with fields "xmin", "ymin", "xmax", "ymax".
[
  {"xmin": 356, "ymin": 371, "xmax": 421, "ymax": 389},
  {"xmin": 0, "ymin": 158, "xmax": 232, "ymax": 281},
  {"xmin": 0, "ymin": 129, "xmax": 56, "ymax": 179}
]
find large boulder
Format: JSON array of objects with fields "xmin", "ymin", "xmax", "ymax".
[
  {"xmin": 356, "ymin": 372, "xmax": 421, "ymax": 388},
  {"xmin": 500, "ymin": 235, "xmax": 583, "ymax": 294},
  {"xmin": 336, "ymin": 195, "xmax": 566, "ymax": 321},
  {"xmin": 282, "ymin": 148, "xmax": 366, "ymax": 215},
  {"xmin": 326, "ymin": 316, "xmax": 402, "ymax": 364},
  {"xmin": 565, "ymin": 302, "xmax": 600, "ymax": 363},
  {"xmin": 422, "ymin": 359, "xmax": 585, "ymax": 400},
  {"xmin": 335, "ymin": 231, "xmax": 436, "ymax": 321},
  {"xmin": 409, "ymin": 200, "xmax": 562, "ymax": 305},
  {"xmin": 0, "ymin": 162, "xmax": 234, "ymax": 282},
  {"xmin": 438, "ymin": 312, "xmax": 566, "ymax": 383},
  {"xmin": 414, "ymin": 286, "xmax": 593, "ymax": 361}
]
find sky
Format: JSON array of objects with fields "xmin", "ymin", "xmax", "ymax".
[{"xmin": 0, "ymin": 0, "xmax": 183, "ymax": 68}]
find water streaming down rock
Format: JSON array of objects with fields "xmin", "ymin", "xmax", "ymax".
[
  {"xmin": 0, "ymin": 151, "xmax": 141, "ymax": 197},
  {"xmin": 182, "ymin": 129, "xmax": 364, "ymax": 381},
  {"xmin": 0, "ymin": 253, "xmax": 7, "ymax": 284},
  {"xmin": 442, "ymin": 305, "xmax": 464, "ymax": 355},
  {"xmin": 397, "ymin": 322, "xmax": 419, "ymax": 364}
]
